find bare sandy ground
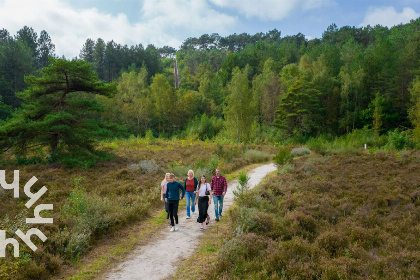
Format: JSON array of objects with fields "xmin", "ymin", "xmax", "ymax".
[{"xmin": 103, "ymin": 163, "xmax": 277, "ymax": 280}]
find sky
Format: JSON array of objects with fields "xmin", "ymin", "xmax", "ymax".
[{"xmin": 1, "ymin": 0, "xmax": 420, "ymax": 59}]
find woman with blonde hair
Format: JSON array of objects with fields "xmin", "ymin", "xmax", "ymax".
[
  {"xmin": 183, "ymin": 169, "xmax": 198, "ymax": 219},
  {"xmin": 161, "ymin": 173, "xmax": 171, "ymax": 221}
]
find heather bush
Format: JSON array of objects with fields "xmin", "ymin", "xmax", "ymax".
[
  {"xmin": 243, "ymin": 149, "xmax": 270, "ymax": 163},
  {"xmin": 127, "ymin": 160, "xmax": 160, "ymax": 174},
  {"xmin": 277, "ymin": 162, "xmax": 294, "ymax": 174},
  {"xmin": 291, "ymin": 147, "xmax": 311, "ymax": 156},
  {"xmin": 210, "ymin": 152, "xmax": 420, "ymax": 279}
]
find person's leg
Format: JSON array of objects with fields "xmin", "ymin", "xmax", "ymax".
[
  {"xmin": 219, "ymin": 195, "xmax": 224, "ymax": 217},
  {"xmin": 213, "ymin": 195, "xmax": 220, "ymax": 219},
  {"xmin": 174, "ymin": 200, "xmax": 179, "ymax": 225},
  {"xmin": 164, "ymin": 201, "xmax": 169, "ymax": 219},
  {"xmin": 191, "ymin": 192, "xmax": 196, "ymax": 213},
  {"xmin": 168, "ymin": 201, "xmax": 175, "ymax": 227},
  {"xmin": 185, "ymin": 191, "xmax": 191, "ymax": 217}
]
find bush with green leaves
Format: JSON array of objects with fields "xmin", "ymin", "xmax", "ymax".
[
  {"xmin": 386, "ymin": 128, "xmax": 416, "ymax": 150},
  {"xmin": 273, "ymin": 146, "xmax": 293, "ymax": 165},
  {"xmin": 233, "ymin": 171, "xmax": 250, "ymax": 198}
]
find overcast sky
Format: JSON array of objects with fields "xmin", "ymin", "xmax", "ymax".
[{"xmin": 1, "ymin": 0, "xmax": 419, "ymax": 59}]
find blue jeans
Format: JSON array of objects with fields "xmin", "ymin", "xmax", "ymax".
[
  {"xmin": 213, "ymin": 195, "xmax": 224, "ymax": 218},
  {"xmin": 185, "ymin": 191, "xmax": 196, "ymax": 217}
]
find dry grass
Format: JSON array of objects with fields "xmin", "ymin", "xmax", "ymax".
[{"xmin": 0, "ymin": 139, "xmax": 276, "ymax": 280}]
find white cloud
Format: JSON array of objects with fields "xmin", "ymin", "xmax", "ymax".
[
  {"xmin": 0, "ymin": 0, "xmax": 237, "ymax": 58},
  {"xmin": 208, "ymin": 0, "xmax": 333, "ymax": 21},
  {"xmin": 360, "ymin": 6, "xmax": 420, "ymax": 28}
]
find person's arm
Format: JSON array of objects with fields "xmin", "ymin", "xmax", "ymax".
[
  {"xmin": 165, "ymin": 183, "xmax": 169, "ymax": 202},
  {"xmin": 194, "ymin": 187, "xmax": 199, "ymax": 205},
  {"xmin": 194, "ymin": 177, "xmax": 198, "ymax": 192},
  {"xmin": 222, "ymin": 177, "xmax": 227, "ymax": 195},
  {"xmin": 208, "ymin": 184, "xmax": 212, "ymax": 204},
  {"xmin": 180, "ymin": 182, "xmax": 185, "ymax": 199},
  {"xmin": 161, "ymin": 183, "xmax": 164, "ymax": 201}
]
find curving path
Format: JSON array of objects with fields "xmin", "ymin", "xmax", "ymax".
[{"xmin": 103, "ymin": 163, "xmax": 277, "ymax": 280}]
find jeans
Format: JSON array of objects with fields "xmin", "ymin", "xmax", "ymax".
[
  {"xmin": 213, "ymin": 195, "xmax": 224, "ymax": 218},
  {"xmin": 185, "ymin": 191, "xmax": 196, "ymax": 217}
]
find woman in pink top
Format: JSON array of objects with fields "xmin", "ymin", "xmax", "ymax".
[{"xmin": 161, "ymin": 173, "xmax": 170, "ymax": 221}]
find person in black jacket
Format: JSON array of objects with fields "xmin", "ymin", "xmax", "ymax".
[{"xmin": 165, "ymin": 173, "xmax": 185, "ymax": 232}]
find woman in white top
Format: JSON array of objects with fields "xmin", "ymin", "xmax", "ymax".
[{"xmin": 194, "ymin": 175, "xmax": 213, "ymax": 230}]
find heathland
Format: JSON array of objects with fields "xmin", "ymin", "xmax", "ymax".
[{"xmin": 175, "ymin": 147, "xmax": 420, "ymax": 280}]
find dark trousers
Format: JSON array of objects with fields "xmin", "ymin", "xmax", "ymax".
[
  {"xmin": 197, "ymin": 196, "xmax": 209, "ymax": 223},
  {"xmin": 164, "ymin": 200, "xmax": 169, "ymax": 218},
  {"xmin": 168, "ymin": 200, "xmax": 179, "ymax": 226}
]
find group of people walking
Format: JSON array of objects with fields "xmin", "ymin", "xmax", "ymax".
[{"xmin": 160, "ymin": 168, "xmax": 228, "ymax": 231}]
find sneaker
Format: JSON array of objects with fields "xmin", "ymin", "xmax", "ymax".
[
  {"xmin": 219, "ymin": 214, "xmax": 223, "ymax": 217},
  {"xmin": 186, "ymin": 216, "xmax": 191, "ymax": 219},
  {"xmin": 175, "ymin": 225, "xmax": 179, "ymax": 231},
  {"xmin": 200, "ymin": 226, "xmax": 204, "ymax": 230},
  {"xmin": 206, "ymin": 218, "xmax": 210, "ymax": 225},
  {"xmin": 215, "ymin": 217, "xmax": 219, "ymax": 222},
  {"xmin": 170, "ymin": 226, "xmax": 175, "ymax": 232}
]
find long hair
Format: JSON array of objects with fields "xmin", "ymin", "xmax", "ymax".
[
  {"xmin": 198, "ymin": 175, "xmax": 207, "ymax": 188},
  {"xmin": 161, "ymin": 173, "xmax": 170, "ymax": 185}
]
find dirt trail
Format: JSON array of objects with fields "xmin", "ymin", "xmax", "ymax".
[{"xmin": 103, "ymin": 163, "xmax": 277, "ymax": 280}]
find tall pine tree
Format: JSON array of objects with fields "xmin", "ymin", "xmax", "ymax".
[{"xmin": 0, "ymin": 58, "xmax": 116, "ymax": 166}]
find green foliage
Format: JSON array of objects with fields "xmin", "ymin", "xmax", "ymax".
[
  {"xmin": 215, "ymin": 143, "xmax": 242, "ymax": 161},
  {"xmin": 0, "ymin": 95, "xmax": 11, "ymax": 120},
  {"xmin": 184, "ymin": 114, "xmax": 224, "ymax": 140},
  {"xmin": 409, "ymin": 76, "xmax": 420, "ymax": 141},
  {"xmin": 62, "ymin": 177, "xmax": 88, "ymax": 217},
  {"xmin": 273, "ymin": 146, "xmax": 293, "ymax": 165},
  {"xmin": 386, "ymin": 129, "xmax": 416, "ymax": 150},
  {"xmin": 0, "ymin": 58, "xmax": 117, "ymax": 166},
  {"xmin": 233, "ymin": 171, "xmax": 250, "ymax": 198},
  {"xmin": 224, "ymin": 65, "xmax": 256, "ymax": 142},
  {"xmin": 274, "ymin": 63, "xmax": 323, "ymax": 137}
]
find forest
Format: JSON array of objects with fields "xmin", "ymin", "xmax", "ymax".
[
  {"xmin": 1, "ymin": 20, "xmax": 420, "ymax": 165},
  {"xmin": 1, "ymin": 20, "xmax": 420, "ymax": 279}
]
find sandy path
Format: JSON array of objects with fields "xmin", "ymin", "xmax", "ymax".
[{"xmin": 103, "ymin": 163, "xmax": 277, "ymax": 280}]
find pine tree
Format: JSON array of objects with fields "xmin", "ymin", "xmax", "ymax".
[{"xmin": 0, "ymin": 58, "xmax": 116, "ymax": 166}]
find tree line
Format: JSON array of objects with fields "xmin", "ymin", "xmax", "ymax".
[{"xmin": 1, "ymin": 20, "xmax": 420, "ymax": 165}]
